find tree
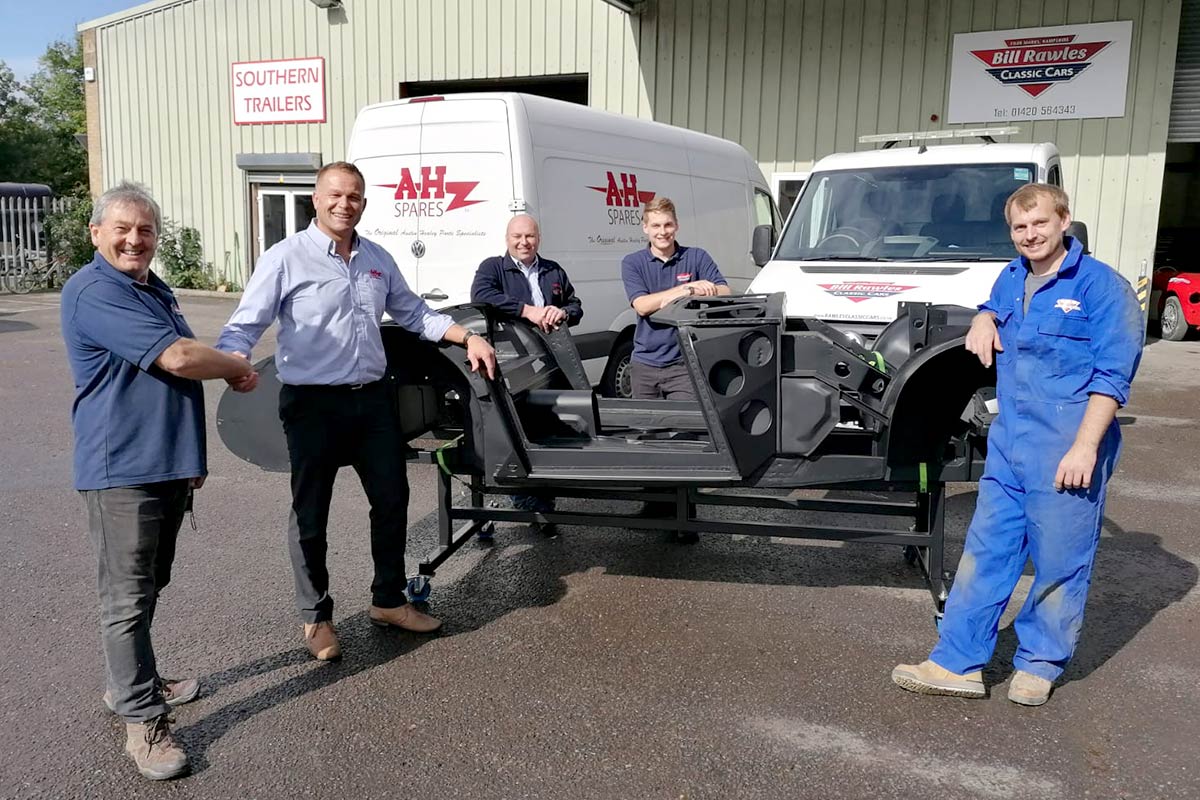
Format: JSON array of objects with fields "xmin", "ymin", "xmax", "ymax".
[
  {"xmin": 0, "ymin": 37, "xmax": 87, "ymax": 193},
  {"xmin": 25, "ymin": 39, "xmax": 86, "ymax": 133}
]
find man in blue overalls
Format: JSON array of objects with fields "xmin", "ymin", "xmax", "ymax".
[{"xmin": 892, "ymin": 183, "xmax": 1143, "ymax": 706}]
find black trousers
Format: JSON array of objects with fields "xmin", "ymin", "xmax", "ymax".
[{"xmin": 279, "ymin": 379, "xmax": 410, "ymax": 623}]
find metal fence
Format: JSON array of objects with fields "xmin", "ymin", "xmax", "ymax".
[{"xmin": 0, "ymin": 194, "xmax": 74, "ymax": 294}]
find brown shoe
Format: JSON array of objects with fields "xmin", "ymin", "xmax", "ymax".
[
  {"xmin": 104, "ymin": 677, "xmax": 200, "ymax": 713},
  {"xmin": 369, "ymin": 603, "xmax": 443, "ymax": 633},
  {"xmin": 1007, "ymin": 670, "xmax": 1053, "ymax": 706},
  {"xmin": 892, "ymin": 660, "xmax": 985, "ymax": 698},
  {"xmin": 303, "ymin": 621, "xmax": 342, "ymax": 661},
  {"xmin": 125, "ymin": 715, "xmax": 189, "ymax": 781}
]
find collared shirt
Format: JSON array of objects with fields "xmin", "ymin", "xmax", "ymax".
[
  {"xmin": 980, "ymin": 236, "xmax": 1143, "ymax": 409},
  {"xmin": 469, "ymin": 254, "xmax": 583, "ymax": 325},
  {"xmin": 61, "ymin": 255, "xmax": 206, "ymax": 490},
  {"xmin": 513, "ymin": 255, "xmax": 545, "ymax": 307},
  {"xmin": 621, "ymin": 243, "xmax": 727, "ymax": 366},
  {"xmin": 217, "ymin": 221, "xmax": 454, "ymax": 385}
]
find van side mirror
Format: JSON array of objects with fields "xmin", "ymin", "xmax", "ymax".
[
  {"xmin": 751, "ymin": 224, "xmax": 774, "ymax": 267},
  {"xmin": 1065, "ymin": 221, "xmax": 1089, "ymax": 254}
]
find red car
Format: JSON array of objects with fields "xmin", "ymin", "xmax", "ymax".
[{"xmin": 1152, "ymin": 267, "xmax": 1200, "ymax": 341}]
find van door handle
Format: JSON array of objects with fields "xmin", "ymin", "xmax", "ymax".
[{"xmin": 421, "ymin": 291, "xmax": 449, "ymax": 301}]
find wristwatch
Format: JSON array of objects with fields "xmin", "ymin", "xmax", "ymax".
[
  {"xmin": 462, "ymin": 330, "xmax": 477, "ymax": 346},
  {"xmin": 684, "ymin": 285, "xmax": 696, "ymax": 295}
]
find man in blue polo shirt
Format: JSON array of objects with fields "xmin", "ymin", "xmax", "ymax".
[
  {"xmin": 621, "ymin": 197, "xmax": 730, "ymax": 536},
  {"xmin": 61, "ymin": 182, "xmax": 258, "ymax": 781},
  {"xmin": 621, "ymin": 196, "xmax": 730, "ymax": 400}
]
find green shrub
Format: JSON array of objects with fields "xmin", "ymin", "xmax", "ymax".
[
  {"xmin": 43, "ymin": 193, "xmax": 94, "ymax": 278},
  {"xmin": 157, "ymin": 219, "xmax": 216, "ymax": 290}
]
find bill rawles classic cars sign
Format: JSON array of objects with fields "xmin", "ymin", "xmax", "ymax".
[{"xmin": 947, "ymin": 21, "xmax": 1133, "ymax": 123}]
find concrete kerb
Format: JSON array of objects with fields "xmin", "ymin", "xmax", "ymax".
[{"xmin": 173, "ymin": 288, "xmax": 243, "ymax": 299}]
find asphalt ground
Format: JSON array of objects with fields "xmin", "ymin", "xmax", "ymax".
[{"xmin": 0, "ymin": 292, "xmax": 1197, "ymax": 800}]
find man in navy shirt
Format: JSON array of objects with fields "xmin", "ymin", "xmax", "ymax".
[
  {"xmin": 471, "ymin": 215, "xmax": 582, "ymax": 536},
  {"xmin": 61, "ymin": 182, "xmax": 257, "ymax": 781},
  {"xmin": 621, "ymin": 196, "xmax": 730, "ymax": 400},
  {"xmin": 471, "ymin": 214, "xmax": 582, "ymax": 332},
  {"xmin": 621, "ymin": 197, "xmax": 730, "ymax": 536}
]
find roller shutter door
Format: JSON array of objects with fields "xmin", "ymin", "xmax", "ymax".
[{"xmin": 1169, "ymin": 0, "xmax": 1200, "ymax": 142}]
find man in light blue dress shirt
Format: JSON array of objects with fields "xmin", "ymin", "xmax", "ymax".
[{"xmin": 217, "ymin": 162, "xmax": 496, "ymax": 661}]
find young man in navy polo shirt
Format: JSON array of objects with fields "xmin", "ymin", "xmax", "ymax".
[
  {"xmin": 620, "ymin": 196, "xmax": 730, "ymax": 400},
  {"xmin": 61, "ymin": 182, "xmax": 257, "ymax": 781},
  {"xmin": 621, "ymin": 197, "xmax": 730, "ymax": 535}
]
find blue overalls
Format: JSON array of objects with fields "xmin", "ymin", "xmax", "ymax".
[{"xmin": 930, "ymin": 237, "xmax": 1143, "ymax": 682}]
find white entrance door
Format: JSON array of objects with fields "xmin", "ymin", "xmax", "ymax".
[{"xmin": 256, "ymin": 187, "xmax": 316, "ymax": 261}]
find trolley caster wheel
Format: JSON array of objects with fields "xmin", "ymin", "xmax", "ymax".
[
  {"xmin": 477, "ymin": 522, "xmax": 496, "ymax": 543},
  {"xmin": 903, "ymin": 546, "xmax": 919, "ymax": 566},
  {"xmin": 406, "ymin": 575, "xmax": 431, "ymax": 603}
]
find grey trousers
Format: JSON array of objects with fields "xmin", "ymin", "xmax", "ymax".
[
  {"xmin": 83, "ymin": 480, "xmax": 189, "ymax": 723},
  {"xmin": 630, "ymin": 361, "xmax": 696, "ymax": 400}
]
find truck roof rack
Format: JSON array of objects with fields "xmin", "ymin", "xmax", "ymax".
[{"xmin": 858, "ymin": 126, "xmax": 1022, "ymax": 150}]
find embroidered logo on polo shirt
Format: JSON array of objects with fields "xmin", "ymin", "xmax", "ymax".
[
  {"xmin": 1055, "ymin": 298, "xmax": 1082, "ymax": 314},
  {"xmin": 369, "ymin": 269, "xmax": 384, "ymax": 280},
  {"xmin": 676, "ymin": 273, "xmax": 691, "ymax": 282}
]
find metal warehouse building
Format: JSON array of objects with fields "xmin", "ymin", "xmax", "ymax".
[{"xmin": 79, "ymin": 0, "xmax": 1199, "ymax": 287}]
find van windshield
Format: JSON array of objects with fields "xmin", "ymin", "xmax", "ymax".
[{"xmin": 775, "ymin": 163, "xmax": 1036, "ymax": 262}]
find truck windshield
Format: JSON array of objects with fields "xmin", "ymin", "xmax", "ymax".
[{"xmin": 775, "ymin": 163, "xmax": 1036, "ymax": 262}]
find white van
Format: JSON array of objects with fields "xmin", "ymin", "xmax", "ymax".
[
  {"xmin": 749, "ymin": 132, "xmax": 1066, "ymax": 342},
  {"xmin": 346, "ymin": 92, "xmax": 778, "ymax": 395}
]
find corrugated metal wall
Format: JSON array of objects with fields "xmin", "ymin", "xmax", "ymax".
[{"xmin": 88, "ymin": 0, "xmax": 1181, "ymax": 283}]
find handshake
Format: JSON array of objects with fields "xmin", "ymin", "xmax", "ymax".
[{"xmin": 226, "ymin": 351, "xmax": 260, "ymax": 393}]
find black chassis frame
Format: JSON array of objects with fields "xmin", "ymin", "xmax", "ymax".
[
  {"xmin": 217, "ymin": 294, "xmax": 993, "ymax": 617},
  {"xmin": 410, "ymin": 295, "xmax": 990, "ymax": 617}
]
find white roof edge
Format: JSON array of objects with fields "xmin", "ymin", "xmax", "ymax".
[{"xmin": 78, "ymin": 0, "xmax": 195, "ymax": 31}]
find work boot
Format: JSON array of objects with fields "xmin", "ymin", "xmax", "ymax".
[
  {"xmin": 891, "ymin": 660, "xmax": 985, "ymax": 698},
  {"xmin": 303, "ymin": 621, "xmax": 342, "ymax": 661},
  {"xmin": 104, "ymin": 677, "xmax": 200, "ymax": 713},
  {"xmin": 1007, "ymin": 670, "xmax": 1053, "ymax": 706},
  {"xmin": 369, "ymin": 603, "xmax": 443, "ymax": 633},
  {"xmin": 125, "ymin": 714, "xmax": 189, "ymax": 781}
]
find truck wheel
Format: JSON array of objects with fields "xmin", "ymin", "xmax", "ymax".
[
  {"xmin": 600, "ymin": 339, "xmax": 635, "ymax": 398},
  {"xmin": 1159, "ymin": 296, "xmax": 1189, "ymax": 341}
]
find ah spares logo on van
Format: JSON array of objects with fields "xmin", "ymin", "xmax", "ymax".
[
  {"xmin": 588, "ymin": 171, "xmax": 656, "ymax": 226},
  {"xmin": 377, "ymin": 166, "xmax": 484, "ymax": 218},
  {"xmin": 968, "ymin": 34, "xmax": 1113, "ymax": 98},
  {"xmin": 818, "ymin": 282, "xmax": 917, "ymax": 303}
]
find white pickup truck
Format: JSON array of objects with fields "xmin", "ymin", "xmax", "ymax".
[{"xmin": 749, "ymin": 128, "xmax": 1074, "ymax": 344}]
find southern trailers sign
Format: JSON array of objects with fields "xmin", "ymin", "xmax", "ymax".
[
  {"xmin": 232, "ymin": 57, "xmax": 326, "ymax": 125},
  {"xmin": 947, "ymin": 21, "xmax": 1132, "ymax": 123}
]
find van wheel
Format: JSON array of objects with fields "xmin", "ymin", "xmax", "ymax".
[
  {"xmin": 1159, "ymin": 296, "xmax": 1189, "ymax": 341},
  {"xmin": 600, "ymin": 339, "xmax": 635, "ymax": 398}
]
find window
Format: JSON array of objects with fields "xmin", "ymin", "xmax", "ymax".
[
  {"xmin": 1048, "ymin": 164, "xmax": 1062, "ymax": 186},
  {"xmin": 775, "ymin": 163, "xmax": 1037, "ymax": 261},
  {"xmin": 772, "ymin": 172, "xmax": 808, "ymax": 222},
  {"xmin": 254, "ymin": 186, "xmax": 315, "ymax": 264},
  {"xmin": 753, "ymin": 188, "xmax": 778, "ymax": 233}
]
